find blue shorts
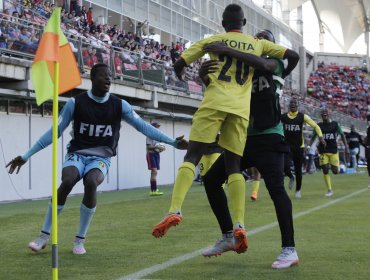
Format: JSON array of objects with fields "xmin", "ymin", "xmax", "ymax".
[
  {"xmin": 63, "ymin": 153, "xmax": 111, "ymax": 178},
  {"xmin": 350, "ymin": 147, "xmax": 359, "ymax": 156},
  {"xmin": 146, "ymin": 152, "xmax": 160, "ymax": 170}
]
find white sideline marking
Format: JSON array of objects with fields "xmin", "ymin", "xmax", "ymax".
[{"xmin": 118, "ymin": 188, "xmax": 368, "ymax": 280}]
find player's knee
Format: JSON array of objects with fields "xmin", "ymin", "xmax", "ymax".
[
  {"xmin": 202, "ymin": 173, "xmax": 212, "ymax": 190},
  {"xmin": 332, "ymin": 167, "xmax": 339, "ymax": 174},
  {"xmin": 83, "ymin": 169, "xmax": 105, "ymax": 187},
  {"xmin": 321, "ymin": 166, "xmax": 329, "ymax": 174},
  {"xmin": 58, "ymin": 181, "xmax": 76, "ymax": 201},
  {"xmin": 203, "ymin": 173, "xmax": 222, "ymax": 193},
  {"xmin": 83, "ymin": 177, "xmax": 100, "ymax": 190},
  {"xmin": 60, "ymin": 176, "xmax": 78, "ymax": 190}
]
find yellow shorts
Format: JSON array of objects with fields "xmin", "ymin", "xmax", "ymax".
[
  {"xmin": 189, "ymin": 107, "xmax": 248, "ymax": 156},
  {"xmin": 319, "ymin": 153, "xmax": 339, "ymax": 167},
  {"xmin": 199, "ymin": 153, "xmax": 221, "ymax": 177}
]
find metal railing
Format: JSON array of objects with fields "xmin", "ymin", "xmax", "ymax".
[
  {"xmin": 0, "ymin": 15, "xmax": 366, "ymax": 131},
  {"xmin": 0, "ymin": 15, "xmax": 204, "ymax": 95}
]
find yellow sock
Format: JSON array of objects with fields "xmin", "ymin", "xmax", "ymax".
[
  {"xmin": 324, "ymin": 174, "xmax": 332, "ymax": 190},
  {"xmin": 227, "ymin": 173, "xmax": 246, "ymax": 226},
  {"xmin": 169, "ymin": 162, "xmax": 195, "ymax": 213},
  {"xmin": 252, "ymin": 180, "xmax": 260, "ymax": 193}
]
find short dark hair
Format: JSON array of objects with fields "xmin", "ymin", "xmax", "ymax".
[
  {"xmin": 222, "ymin": 4, "xmax": 245, "ymax": 30},
  {"xmin": 223, "ymin": 4, "xmax": 243, "ymax": 18},
  {"xmin": 90, "ymin": 63, "xmax": 109, "ymax": 79},
  {"xmin": 256, "ymin": 29, "xmax": 276, "ymax": 43}
]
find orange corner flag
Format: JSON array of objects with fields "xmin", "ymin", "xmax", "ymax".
[{"xmin": 31, "ymin": 7, "xmax": 81, "ymax": 105}]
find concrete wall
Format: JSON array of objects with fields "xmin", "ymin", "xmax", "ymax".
[
  {"xmin": 314, "ymin": 52, "xmax": 368, "ymax": 69},
  {"xmin": 0, "ymin": 112, "xmax": 190, "ymax": 202}
]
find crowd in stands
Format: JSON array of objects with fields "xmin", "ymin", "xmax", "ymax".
[
  {"xmin": 1, "ymin": 1, "xmax": 369, "ymax": 109},
  {"xmin": 307, "ymin": 62, "xmax": 370, "ymax": 120},
  {"xmin": 280, "ymin": 89, "xmax": 323, "ymax": 114},
  {"xmin": 0, "ymin": 3, "xmax": 43, "ymax": 53},
  {"xmin": 0, "ymin": 0, "xmax": 204, "ymax": 93}
]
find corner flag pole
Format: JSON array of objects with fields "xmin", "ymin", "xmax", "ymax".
[
  {"xmin": 31, "ymin": 7, "xmax": 81, "ymax": 277},
  {"xmin": 51, "ymin": 61, "xmax": 60, "ymax": 280}
]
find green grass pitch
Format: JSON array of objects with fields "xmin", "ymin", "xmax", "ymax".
[{"xmin": 1, "ymin": 171, "xmax": 369, "ymax": 280}]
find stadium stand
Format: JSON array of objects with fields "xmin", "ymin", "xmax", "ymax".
[
  {"xmin": 0, "ymin": 0, "xmax": 205, "ymax": 94},
  {"xmin": 307, "ymin": 62, "xmax": 370, "ymax": 120},
  {"xmin": 0, "ymin": 0, "xmax": 367, "ymax": 124},
  {"xmin": 0, "ymin": 0, "xmax": 368, "ymax": 201}
]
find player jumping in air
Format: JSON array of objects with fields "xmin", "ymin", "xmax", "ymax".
[{"xmin": 152, "ymin": 5, "xmax": 292, "ymax": 255}]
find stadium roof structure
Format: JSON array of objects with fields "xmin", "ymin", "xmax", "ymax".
[{"xmin": 285, "ymin": 0, "xmax": 370, "ymax": 53}]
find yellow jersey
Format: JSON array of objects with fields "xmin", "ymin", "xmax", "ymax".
[{"xmin": 181, "ymin": 31, "xmax": 287, "ymax": 119}]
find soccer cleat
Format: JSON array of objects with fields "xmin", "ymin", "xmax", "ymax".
[
  {"xmin": 272, "ymin": 247, "xmax": 299, "ymax": 269},
  {"xmin": 152, "ymin": 211, "xmax": 182, "ymax": 238},
  {"xmin": 73, "ymin": 237, "xmax": 86, "ymax": 255},
  {"xmin": 325, "ymin": 189, "xmax": 334, "ymax": 197},
  {"xmin": 150, "ymin": 189, "xmax": 164, "ymax": 196},
  {"xmin": 29, "ymin": 232, "xmax": 50, "ymax": 252},
  {"xmin": 250, "ymin": 191, "xmax": 258, "ymax": 201},
  {"xmin": 288, "ymin": 175, "xmax": 295, "ymax": 190},
  {"xmin": 295, "ymin": 190, "xmax": 302, "ymax": 199},
  {"xmin": 202, "ymin": 235, "xmax": 235, "ymax": 257},
  {"xmin": 368, "ymin": 181, "xmax": 370, "ymax": 189},
  {"xmin": 241, "ymin": 170, "xmax": 250, "ymax": 181},
  {"xmin": 233, "ymin": 223, "xmax": 248, "ymax": 254}
]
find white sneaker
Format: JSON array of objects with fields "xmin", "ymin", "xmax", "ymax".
[
  {"xmin": 28, "ymin": 232, "xmax": 50, "ymax": 252},
  {"xmin": 73, "ymin": 237, "xmax": 86, "ymax": 255},
  {"xmin": 288, "ymin": 175, "xmax": 295, "ymax": 190},
  {"xmin": 272, "ymin": 247, "xmax": 299, "ymax": 269},
  {"xmin": 295, "ymin": 190, "xmax": 302, "ymax": 199},
  {"xmin": 325, "ymin": 189, "xmax": 334, "ymax": 197},
  {"xmin": 202, "ymin": 234, "xmax": 235, "ymax": 257}
]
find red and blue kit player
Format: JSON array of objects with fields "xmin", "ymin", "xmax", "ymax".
[{"xmin": 146, "ymin": 121, "xmax": 165, "ymax": 196}]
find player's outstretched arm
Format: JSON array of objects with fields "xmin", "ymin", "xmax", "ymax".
[
  {"xmin": 6, "ymin": 156, "xmax": 26, "ymax": 174},
  {"xmin": 121, "ymin": 100, "xmax": 188, "ymax": 149},
  {"xmin": 174, "ymin": 135, "xmax": 188, "ymax": 150},
  {"xmin": 304, "ymin": 114, "xmax": 326, "ymax": 147},
  {"xmin": 203, "ymin": 41, "xmax": 277, "ymax": 73},
  {"xmin": 309, "ymin": 130, "xmax": 318, "ymax": 147},
  {"xmin": 6, "ymin": 99, "xmax": 75, "ymax": 174},
  {"xmin": 282, "ymin": 49, "xmax": 299, "ymax": 78},
  {"xmin": 173, "ymin": 57, "xmax": 187, "ymax": 80}
]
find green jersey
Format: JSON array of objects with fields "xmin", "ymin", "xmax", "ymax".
[{"xmin": 247, "ymin": 57, "xmax": 285, "ymax": 136}]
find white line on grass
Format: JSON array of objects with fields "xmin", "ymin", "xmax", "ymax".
[{"xmin": 118, "ymin": 188, "xmax": 368, "ymax": 280}]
